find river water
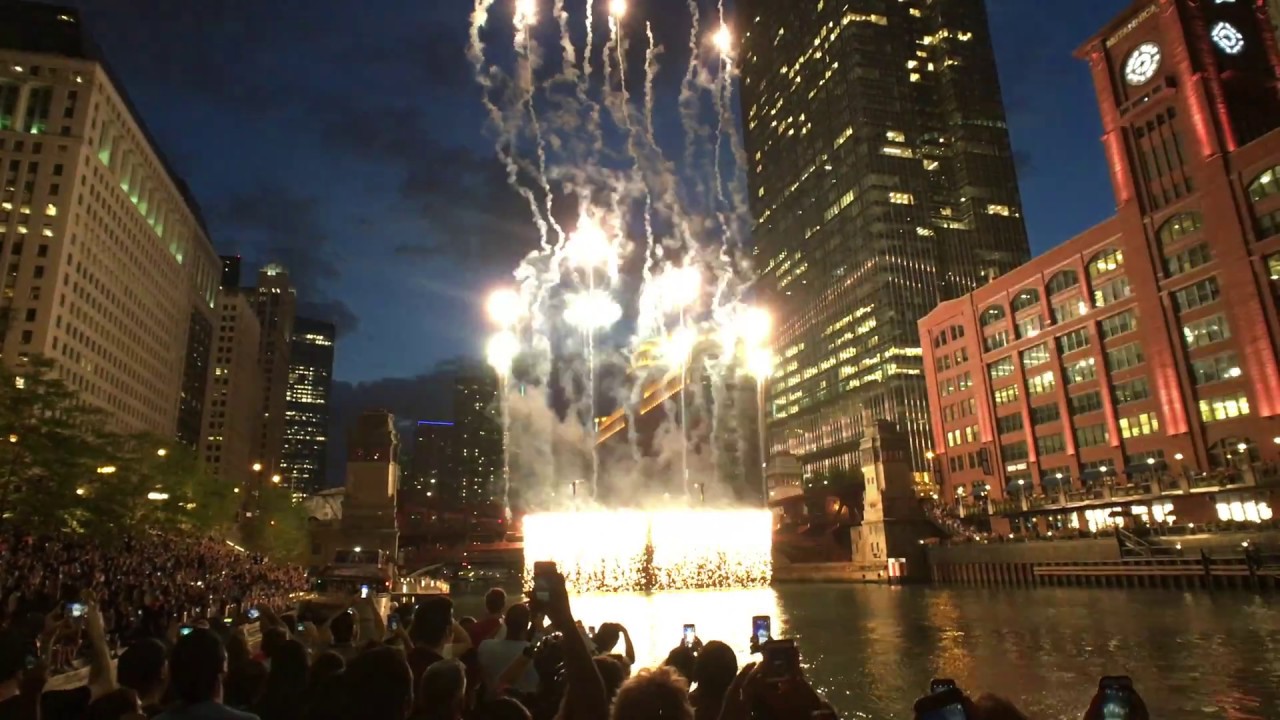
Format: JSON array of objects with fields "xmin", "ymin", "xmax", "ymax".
[{"xmin": 458, "ymin": 584, "xmax": 1280, "ymax": 719}]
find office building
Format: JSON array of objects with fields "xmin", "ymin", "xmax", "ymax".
[
  {"xmin": 281, "ymin": 316, "xmax": 334, "ymax": 498},
  {"xmin": 201, "ymin": 287, "xmax": 261, "ymax": 491},
  {"xmin": 738, "ymin": 0, "xmax": 1031, "ymax": 479},
  {"xmin": 0, "ymin": 2, "xmax": 220, "ymax": 438},
  {"xmin": 251, "ymin": 264, "xmax": 295, "ymax": 476},
  {"xmin": 221, "ymin": 254, "xmax": 241, "ymax": 289},
  {"xmin": 453, "ymin": 364, "xmax": 501, "ymax": 507},
  {"xmin": 409, "ymin": 420, "xmax": 455, "ymax": 500},
  {"xmin": 919, "ymin": 0, "xmax": 1280, "ymax": 532}
]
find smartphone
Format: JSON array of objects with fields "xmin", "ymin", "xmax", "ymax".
[
  {"xmin": 360, "ymin": 585, "xmax": 370, "ymax": 599},
  {"xmin": 221, "ymin": 617, "xmax": 234, "ymax": 627},
  {"xmin": 759, "ymin": 639, "xmax": 799, "ymax": 681},
  {"xmin": 1099, "ymin": 676, "xmax": 1133, "ymax": 719},
  {"xmin": 931, "ymin": 678, "xmax": 958, "ymax": 695},
  {"xmin": 23, "ymin": 654, "xmax": 37, "ymax": 670},
  {"xmin": 295, "ymin": 621, "xmax": 306, "ymax": 633},
  {"xmin": 246, "ymin": 608, "xmax": 261, "ymax": 621},
  {"xmin": 65, "ymin": 602, "xmax": 86, "ymax": 619},
  {"xmin": 387, "ymin": 615, "xmax": 400, "ymax": 631},
  {"xmin": 913, "ymin": 687, "xmax": 969, "ymax": 720},
  {"xmin": 532, "ymin": 561, "xmax": 557, "ymax": 603},
  {"xmin": 179, "ymin": 625, "xmax": 195, "ymax": 637},
  {"xmin": 752, "ymin": 615, "xmax": 771, "ymax": 646},
  {"xmin": 683, "ymin": 623, "xmax": 697, "ymax": 648}
]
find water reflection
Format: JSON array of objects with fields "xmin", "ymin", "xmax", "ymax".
[{"xmin": 457, "ymin": 585, "xmax": 1280, "ymax": 719}]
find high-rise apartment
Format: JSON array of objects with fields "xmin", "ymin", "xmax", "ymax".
[
  {"xmin": 0, "ymin": 2, "xmax": 220, "ymax": 438},
  {"xmin": 251, "ymin": 264, "xmax": 295, "ymax": 476},
  {"xmin": 453, "ymin": 364, "xmax": 501, "ymax": 507},
  {"xmin": 738, "ymin": 0, "xmax": 1031, "ymax": 479},
  {"xmin": 201, "ymin": 285, "xmax": 261, "ymax": 491},
  {"xmin": 409, "ymin": 420, "xmax": 455, "ymax": 501},
  {"xmin": 920, "ymin": 0, "xmax": 1280, "ymax": 533},
  {"xmin": 281, "ymin": 316, "xmax": 334, "ymax": 498}
]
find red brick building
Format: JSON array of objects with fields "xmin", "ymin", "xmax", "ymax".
[{"xmin": 919, "ymin": 0, "xmax": 1280, "ymax": 533}]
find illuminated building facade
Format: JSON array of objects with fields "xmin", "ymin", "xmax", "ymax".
[
  {"xmin": 201, "ymin": 287, "xmax": 261, "ymax": 492},
  {"xmin": 919, "ymin": 0, "xmax": 1280, "ymax": 532},
  {"xmin": 281, "ymin": 316, "xmax": 334, "ymax": 497},
  {"xmin": 738, "ymin": 0, "xmax": 1030, "ymax": 479},
  {"xmin": 0, "ymin": 2, "xmax": 221, "ymax": 438},
  {"xmin": 251, "ymin": 264, "xmax": 295, "ymax": 477},
  {"xmin": 409, "ymin": 420, "xmax": 455, "ymax": 501},
  {"xmin": 453, "ymin": 364, "xmax": 501, "ymax": 507}
]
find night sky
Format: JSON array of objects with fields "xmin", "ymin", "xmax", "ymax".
[{"xmin": 65, "ymin": 0, "xmax": 1126, "ymax": 413}]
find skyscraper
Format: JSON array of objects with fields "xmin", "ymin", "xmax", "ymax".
[
  {"xmin": 409, "ymin": 420, "xmax": 455, "ymax": 501},
  {"xmin": 201, "ymin": 286, "xmax": 261, "ymax": 492},
  {"xmin": 0, "ymin": 2, "xmax": 220, "ymax": 439},
  {"xmin": 453, "ymin": 364, "xmax": 501, "ymax": 507},
  {"xmin": 738, "ymin": 0, "xmax": 1031, "ymax": 478},
  {"xmin": 251, "ymin": 264, "xmax": 295, "ymax": 476},
  {"xmin": 282, "ymin": 316, "xmax": 334, "ymax": 498}
]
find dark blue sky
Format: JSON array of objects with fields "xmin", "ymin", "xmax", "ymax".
[{"xmin": 68, "ymin": 0, "xmax": 1126, "ymax": 390}]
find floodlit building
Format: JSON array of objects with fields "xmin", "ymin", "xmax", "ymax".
[
  {"xmin": 919, "ymin": 0, "xmax": 1280, "ymax": 533},
  {"xmin": 282, "ymin": 316, "xmax": 334, "ymax": 498},
  {"xmin": 201, "ymin": 284, "xmax": 262, "ymax": 493}
]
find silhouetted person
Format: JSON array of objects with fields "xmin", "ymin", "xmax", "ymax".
[
  {"xmin": 254, "ymin": 639, "xmax": 309, "ymax": 720},
  {"xmin": 155, "ymin": 628, "xmax": 260, "ymax": 720},
  {"xmin": 117, "ymin": 639, "xmax": 168, "ymax": 718},
  {"xmin": 339, "ymin": 646, "xmax": 413, "ymax": 720},
  {"xmin": 691, "ymin": 641, "xmax": 736, "ymax": 720},
  {"xmin": 413, "ymin": 659, "xmax": 465, "ymax": 720}
]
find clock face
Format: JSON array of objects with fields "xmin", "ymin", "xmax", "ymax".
[
  {"xmin": 1124, "ymin": 42, "xmax": 1162, "ymax": 86},
  {"xmin": 1210, "ymin": 22, "xmax": 1245, "ymax": 55}
]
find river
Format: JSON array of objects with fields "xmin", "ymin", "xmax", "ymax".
[{"xmin": 457, "ymin": 584, "xmax": 1280, "ymax": 719}]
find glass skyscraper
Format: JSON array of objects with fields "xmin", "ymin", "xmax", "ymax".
[{"xmin": 738, "ymin": 0, "xmax": 1031, "ymax": 478}]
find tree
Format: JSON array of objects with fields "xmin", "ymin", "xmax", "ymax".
[{"xmin": 241, "ymin": 480, "xmax": 310, "ymax": 564}]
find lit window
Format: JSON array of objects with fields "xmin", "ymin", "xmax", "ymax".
[{"xmin": 889, "ymin": 192, "xmax": 915, "ymax": 205}]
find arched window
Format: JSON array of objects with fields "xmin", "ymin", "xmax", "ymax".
[
  {"xmin": 1157, "ymin": 212, "xmax": 1203, "ymax": 247},
  {"xmin": 980, "ymin": 305, "xmax": 1005, "ymax": 327},
  {"xmin": 1046, "ymin": 269, "xmax": 1078, "ymax": 297},
  {"xmin": 1087, "ymin": 248, "xmax": 1124, "ymax": 279},
  {"xmin": 1248, "ymin": 165, "xmax": 1280, "ymax": 203},
  {"xmin": 1010, "ymin": 288, "xmax": 1040, "ymax": 313}
]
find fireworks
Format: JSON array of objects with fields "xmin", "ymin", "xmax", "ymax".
[
  {"xmin": 654, "ymin": 265, "xmax": 702, "ymax": 313},
  {"xmin": 486, "ymin": 330, "xmax": 521, "ymax": 375},
  {"xmin": 564, "ymin": 216, "xmax": 615, "ymax": 270},
  {"xmin": 608, "ymin": 0, "xmax": 626, "ymax": 18},
  {"xmin": 514, "ymin": 0, "xmax": 538, "ymax": 30},
  {"xmin": 712, "ymin": 24, "xmax": 733, "ymax": 54},
  {"xmin": 656, "ymin": 326, "xmax": 698, "ymax": 369},
  {"xmin": 486, "ymin": 288, "xmax": 526, "ymax": 329},
  {"xmin": 524, "ymin": 508, "xmax": 773, "ymax": 593},
  {"xmin": 745, "ymin": 346, "xmax": 775, "ymax": 380},
  {"xmin": 564, "ymin": 289, "xmax": 623, "ymax": 332}
]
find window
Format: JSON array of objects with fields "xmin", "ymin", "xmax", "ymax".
[
  {"xmin": 987, "ymin": 357, "xmax": 1015, "ymax": 380},
  {"xmin": 1027, "ymin": 370, "xmax": 1056, "ymax": 397},
  {"xmin": 1053, "ymin": 297, "xmax": 1086, "ymax": 323},
  {"xmin": 1057, "ymin": 328, "xmax": 1091, "ymax": 355},
  {"xmin": 1106, "ymin": 342, "xmax": 1145, "ymax": 372},
  {"xmin": 1191, "ymin": 353, "xmax": 1241, "ymax": 385},
  {"xmin": 993, "ymin": 385, "xmax": 1020, "ymax": 407},
  {"xmin": 1172, "ymin": 276, "xmax": 1220, "ymax": 312},
  {"xmin": 980, "ymin": 305, "xmax": 1005, "ymax": 327},
  {"xmin": 984, "ymin": 330, "xmax": 1010, "ymax": 352},
  {"xmin": 1113, "ymin": 377, "xmax": 1150, "ymax": 405},
  {"xmin": 1088, "ymin": 248, "xmax": 1124, "ymax": 278},
  {"xmin": 996, "ymin": 413, "xmax": 1024, "ymax": 435},
  {"xmin": 1257, "ymin": 209, "xmax": 1280, "ymax": 239},
  {"xmin": 1198, "ymin": 392, "xmax": 1251, "ymax": 422},
  {"xmin": 1046, "ymin": 269, "xmax": 1079, "ymax": 296},
  {"xmin": 1064, "ymin": 357, "xmax": 1098, "ymax": 385},
  {"xmin": 1016, "ymin": 314, "xmax": 1043, "ymax": 339},
  {"xmin": 1001, "ymin": 441, "xmax": 1029, "ymax": 462},
  {"xmin": 1119, "ymin": 412, "xmax": 1160, "ymax": 439},
  {"xmin": 1157, "ymin": 212, "xmax": 1203, "ymax": 246},
  {"xmin": 1093, "ymin": 276, "xmax": 1132, "ymax": 307},
  {"xmin": 1020, "ymin": 343, "xmax": 1050, "ymax": 369},
  {"xmin": 1031, "ymin": 403, "xmax": 1061, "ymax": 424},
  {"xmin": 1165, "ymin": 243, "xmax": 1212, "ymax": 277},
  {"xmin": 1248, "ymin": 165, "xmax": 1280, "ymax": 202},
  {"xmin": 1070, "ymin": 390, "xmax": 1104, "ymax": 415},
  {"xmin": 1075, "ymin": 423, "xmax": 1110, "ymax": 448},
  {"xmin": 1099, "ymin": 309, "xmax": 1137, "ymax": 340},
  {"xmin": 1011, "ymin": 289, "xmax": 1040, "ymax": 312},
  {"xmin": 1182, "ymin": 314, "xmax": 1230, "ymax": 349},
  {"xmin": 1036, "ymin": 433, "xmax": 1067, "ymax": 456}
]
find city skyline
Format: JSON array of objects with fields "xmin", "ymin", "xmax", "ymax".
[{"xmin": 62, "ymin": 0, "xmax": 1130, "ymax": 392}]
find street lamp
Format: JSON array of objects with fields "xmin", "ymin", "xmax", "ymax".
[
  {"xmin": 156, "ymin": 448, "xmax": 168, "ymax": 457},
  {"xmin": 252, "ymin": 462, "xmax": 263, "ymax": 473},
  {"xmin": 96, "ymin": 465, "xmax": 117, "ymax": 475},
  {"xmin": 271, "ymin": 474, "xmax": 282, "ymax": 484},
  {"xmin": 146, "ymin": 491, "xmax": 169, "ymax": 501}
]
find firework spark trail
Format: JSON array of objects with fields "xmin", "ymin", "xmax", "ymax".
[
  {"xmin": 678, "ymin": 0, "xmax": 708, "ymax": 213},
  {"xmin": 514, "ymin": 30, "xmax": 568, "ymax": 256},
  {"xmin": 712, "ymin": 1, "xmax": 730, "ymax": 248}
]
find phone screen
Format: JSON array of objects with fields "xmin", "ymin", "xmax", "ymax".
[
  {"xmin": 360, "ymin": 585, "xmax": 370, "ymax": 599},
  {"xmin": 760, "ymin": 640, "xmax": 799, "ymax": 681},
  {"xmin": 222, "ymin": 617, "xmax": 234, "ymax": 626},
  {"xmin": 1101, "ymin": 687, "xmax": 1131, "ymax": 720},
  {"xmin": 296, "ymin": 621, "xmax": 306, "ymax": 633},
  {"xmin": 179, "ymin": 626, "xmax": 194, "ymax": 637},
  {"xmin": 66, "ymin": 602, "xmax": 86, "ymax": 619},
  {"xmin": 752, "ymin": 616, "xmax": 771, "ymax": 646},
  {"xmin": 683, "ymin": 624, "xmax": 697, "ymax": 648},
  {"xmin": 246, "ymin": 608, "xmax": 261, "ymax": 620},
  {"xmin": 388, "ymin": 615, "xmax": 400, "ymax": 631}
]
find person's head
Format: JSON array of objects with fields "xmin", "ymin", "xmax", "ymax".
[
  {"xmin": 0, "ymin": 629, "xmax": 34, "ymax": 689},
  {"xmin": 459, "ymin": 616, "xmax": 476, "ymax": 632},
  {"xmin": 485, "ymin": 697, "xmax": 533, "ymax": 720},
  {"xmin": 503, "ymin": 602, "xmax": 531, "ymax": 640},
  {"xmin": 409, "ymin": 596, "xmax": 454, "ymax": 649},
  {"xmin": 484, "ymin": 587, "xmax": 507, "ymax": 616},
  {"xmin": 309, "ymin": 651, "xmax": 345, "ymax": 686},
  {"xmin": 611, "ymin": 666, "xmax": 694, "ymax": 720},
  {"xmin": 663, "ymin": 645, "xmax": 696, "ymax": 683},
  {"xmin": 973, "ymin": 694, "xmax": 1031, "ymax": 720},
  {"xmin": 117, "ymin": 639, "xmax": 168, "ymax": 702},
  {"xmin": 330, "ymin": 609, "xmax": 356, "ymax": 645},
  {"xmin": 693, "ymin": 641, "xmax": 737, "ymax": 694},
  {"xmin": 417, "ymin": 659, "xmax": 466, "ymax": 720},
  {"xmin": 341, "ymin": 646, "xmax": 414, "ymax": 720},
  {"xmin": 169, "ymin": 628, "xmax": 228, "ymax": 705},
  {"xmin": 86, "ymin": 687, "xmax": 142, "ymax": 720},
  {"xmin": 593, "ymin": 623, "xmax": 621, "ymax": 653},
  {"xmin": 261, "ymin": 626, "xmax": 289, "ymax": 659},
  {"xmin": 265, "ymin": 639, "xmax": 310, "ymax": 694},
  {"xmin": 594, "ymin": 654, "xmax": 628, "ymax": 702}
]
